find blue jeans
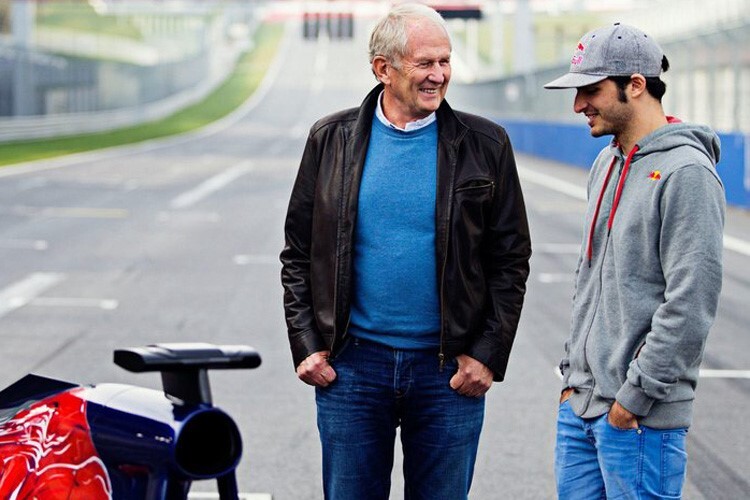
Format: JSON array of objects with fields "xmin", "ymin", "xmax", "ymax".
[
  {"xmin": 315, "ymin": 337, "xmax": 485, "ymax": 500},
  {"xmin": 555, "ymin": 400, "xmax": 688, "ymax": 499}
]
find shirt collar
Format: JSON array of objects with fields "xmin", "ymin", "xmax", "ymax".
[{"xmin": 375, "ymin": 91, "xmax": 436, "ymax": 132}]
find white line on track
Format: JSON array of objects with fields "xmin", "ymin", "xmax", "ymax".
[
  {"xmin": 157, "ymin": 211, "xmax": 221, "ymax": 223},
  {"xmin": 723, "ymin": 234, "xmax": 750, "ymax": 256},
  {"xmin": 233, "ymin": 254, "xmax": 279, "ymax": 266},
  {"xmin": 28, "ymin": 297, "xmax": 118, "ymax": 310},
  {"xmin": 554, "ymin": 367, "xmax": 750, "ymax": 380},
  {"xmin": 698, "ymin": 369, "xmax": 750, "ymax": 379},
  {"xmin": 518, "ymin": 166, "xmax": 587, "ymax": 201},
  {"xmin": 11, "ymin": 206, "xmax": 128, "ymax": 218},
  {"xmin": 0, "ymin": 239, "xmax": 48, "ymax": 250},
  {"xmin": 0, "ymin": 272, "xmax": 65, "ymax": 319},
  {"xmin": 534, "ymin": 243, "xmax": 580, "ymax": 254},
  {"xmin": 170, "ymin": 161, "xmax": 254, "ymax": 209},
  {"xmin": 519, "ymin": 166, "xmax": 750, "ymax": 257},
  {"xmin": 538, "ymin": 273, "xmax": 573, "ymax": 283},
  {"xmin": 187, "ymin": 493, "xmax": 272, "ymax": 500}
]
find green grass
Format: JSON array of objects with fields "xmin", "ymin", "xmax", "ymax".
[
  {"xmin": 0, "ymin": 23, "xmax": 284, "ymax": 167},
  {"xmin": 36, "ymin": 1, "xmax": 144, "ymax": 40}
]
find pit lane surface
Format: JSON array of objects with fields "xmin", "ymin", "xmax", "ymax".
[{"xmin": 0, "ymin": 20, "xmax": 748, "ymax": 500}]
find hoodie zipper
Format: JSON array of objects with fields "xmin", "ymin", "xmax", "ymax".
[
  {"xmin": 586, "ymin": 157, "xmax": 617, "ymax": 266},
  {"xmin": 607, "ymin": 145, "xmax": 639, "ymax": 231},
  {"xmin": 578, "ymin": 145, "xmax": 639, "ymax": 414},
  {"xmin": 586, "ymin": 145, "xmax": 639, "ymax": 266}
]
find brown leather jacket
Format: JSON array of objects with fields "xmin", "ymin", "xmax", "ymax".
[{"xmin": 280, "ymin": 85, "xmax": 531, "ymax": 381}]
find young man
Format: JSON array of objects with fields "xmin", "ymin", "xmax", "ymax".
[
  {"xmin": 281, "ymin": 3, "xmax": 531, "ymax": 499},
  {"xmin": 545, "ymin": 23, "xmax": 725, "ymax": 499}
]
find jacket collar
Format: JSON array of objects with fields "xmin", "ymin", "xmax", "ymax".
[{"xmin": 355, "ymin": 84, "xmax": 466, "ymax": 144}]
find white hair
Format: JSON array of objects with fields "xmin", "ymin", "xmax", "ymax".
[{"xmin": 368, "ymin": 3, "xmax": 450, "ymax": 68}]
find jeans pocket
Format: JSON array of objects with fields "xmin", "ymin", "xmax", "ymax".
[
  {"xmin": 604, "ymin": 413, "xmax": 640, "ymax": 433},
  {"xmin": 660, "ymin": 429, "xmax": 688, "ymax": 496}
]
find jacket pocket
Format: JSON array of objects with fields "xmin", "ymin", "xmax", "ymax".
[
  {"xmin": 452, "ymin": 178, "xmax": 496, "ymax": 245},
  {"xmin": 455, "ymin": 178, "xmax": 495, "ymax": 197}
]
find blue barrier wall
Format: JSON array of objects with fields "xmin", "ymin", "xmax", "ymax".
[{"xmin": 500, "ymin": 119, "xmax": 750, "ymax": 210}]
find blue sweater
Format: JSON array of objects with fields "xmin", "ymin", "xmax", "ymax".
[{"xmin": 349, "ymin": 118, "xmax": 440, "ymax": 349}]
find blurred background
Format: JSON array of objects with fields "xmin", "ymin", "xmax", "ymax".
[
  {"xmin": 0, "ymin": 1, "xmax": 748, "ymax": 499},
  {"xmin": 1, "ymin": 0, "xmax": 748, "ymax": 206}
]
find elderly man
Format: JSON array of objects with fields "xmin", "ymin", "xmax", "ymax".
[{"xmin": 281, "ymin": 4, "xmax": 531, "ymax": 498}]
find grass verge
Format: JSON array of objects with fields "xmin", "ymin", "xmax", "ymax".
[
  {"xmin": 0, "ymin": 22, "xmax": 284, "ymax": 168},
  {"xmin": 36, "ymin": 1, "xmax": 144, "ymax": 40}
]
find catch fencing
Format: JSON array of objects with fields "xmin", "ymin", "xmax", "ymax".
[{"xmin": 455, "ymin": 11, "xmax": 750, "ymax": 209}]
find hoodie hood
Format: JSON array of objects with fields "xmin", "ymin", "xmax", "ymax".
[{"xmin": 614, "ymin": 121, "xmax": 721, "ymax": 167}]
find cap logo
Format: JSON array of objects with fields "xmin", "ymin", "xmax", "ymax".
[{"xmin": 571, "ymin": 42, "xmax": 585, "ymax": 66}]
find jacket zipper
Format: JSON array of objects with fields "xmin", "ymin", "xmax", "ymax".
[
  {"xmin": 334, "ymin": 313, "xmax": 351, "ymax": 359},
  {"xmin": 438, "ymin": 145, "xmax": 460, "ymax": 371},
  {"xmin": 443, "ymin": 179, "xmax": 495, "ymax": 369},
  {"xmin": 333, "ymin": 127, "xmax": 351, "ymax": 352},
  {"xmin": 439, "ymin": 237, "xmax": 449, "ymax": 372}
]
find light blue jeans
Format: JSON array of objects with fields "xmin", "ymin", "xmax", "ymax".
[
  {"xmin": 555, "ymin": 400, "xmax": 688, "ymax": 499},
  {"xmin": 315, "ymin": 337, "xmax": 485, "ymax": 500}
]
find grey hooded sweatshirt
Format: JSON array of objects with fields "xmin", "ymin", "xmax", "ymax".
[{"xmin": 561, "ymin": 121, "xmax": 725, "ymax": 429}]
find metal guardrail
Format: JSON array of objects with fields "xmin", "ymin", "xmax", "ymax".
[
  {"xmin": 0, "ymin": 52, "xmax": 237, "ymax": 143},
  {"xmin": 454, "ymin": 21, "xmax": 750, "ymax": 136},
  {"xmin": 0, "ymin": 1, "xmax": 257, "ymax": 144},
  {"xmin": 0, "ymin": 40, "xmax": 243, "ymax": 143}
]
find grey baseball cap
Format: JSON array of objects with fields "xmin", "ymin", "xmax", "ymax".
[{"xmin": 544, "ymin": 23, "xmax": 664, "ymax": 89}]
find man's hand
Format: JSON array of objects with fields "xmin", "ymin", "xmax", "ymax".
[
  {"xmin": 296, "ymin": 351, "xmax": 337, "ymax": 387},
  {"xmin": 560, "ymin": 387, "xmax": 574, "ymax": 404},
  {"xmin": 449, "ymin": 354, "xmax": 493, "ymax": 398},
  {"xmin": 608, "ymin": 401, "xmax": 639, "ymax": 429}
]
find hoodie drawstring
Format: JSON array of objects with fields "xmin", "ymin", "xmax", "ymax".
[{"xmin": 586, "ymin": 145, "xmax": 640, "ymax": 266}]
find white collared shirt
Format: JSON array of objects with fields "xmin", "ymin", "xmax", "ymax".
[{"xmin": 375, "ymin": 91, "xmax": 437, "ymax": 132}]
